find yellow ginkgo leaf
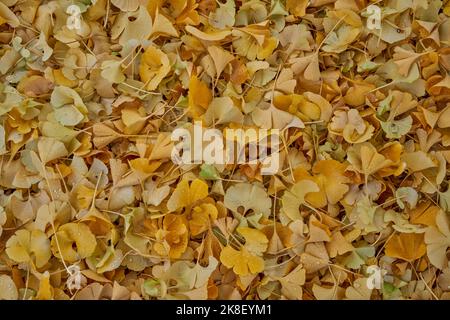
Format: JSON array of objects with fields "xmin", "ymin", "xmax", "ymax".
[
  {"xmin": 410, "ymin": 202, "xmax": 439, "ymax": 227},
  {"xmin": 393, "ymin": 47, "xmax": 426, "ymax": 77},
  {"xmin": 188, "ymin": 75, "xmax": 212, "ymax": 119},
  {"xmin": 274, "ymin": 93, "xmax": 332, "ymax": 123},
  {"xmin": 329, "ymin": 109, "xmax": 374, "ymax": 143},
  {"xmin": 308, "ymin": 215, "xmax": 331, "ymax": 243},
  {"xmin": 207, "ymin": 46, "xmax": 234, "ymax": 81},
  {"xmin": 100, "ymin": 60, "xmax": 125, "ymax": 84},
  {"xmin": 424, "ymin": 210, "xmax": 450, "ymax": 269},
  {"xmin": 95, "ymin": 247, "xmax": 124, "ymax": 274},
  {"xmin": 385, "ymin": 232, "xmax": 426, "ymax": 261},
  {"xmin": 238, "ymin": 227, "xmax": 269, "ymax": 255},
  {"xmin": 76, "ymin": 184, "xmax": 97, "ymax": 210},
  {"xmin": 51, "ymin": 223, "xmax": 97, "ymax": 263},
  {"xmin": 92, "ymin": 123, "xmax": 121, "ymax": 148},
  {"xmin": 129, "ymin": 158, "xmax": 162, "ymax": 174},
  {"xmin": 347, "ymin": 143, "xmax": 396, "ymax": 178},
  {"xmin": 150, "ymin": 10, "xmax": 179, "ymax": 38},
  {"xmin": 154, "ymin": 213, "xmax": 189, "ymax": 259},
  {"xmin": 6, "ymin": 229, "xmax": 51, "ymax": 268},
  {"xmin": 232, "ymin": 22, "xmax": 277, "ymax": 60},
  {"xmin": 38, "ymin": 137, "xmax": 68, "ymax": 164},
  {"xmin": 224, "ymin": 183, "xmax": 272, "ymax": 219},
  {"xmin": 220, "ymin": 245, "xmax": 264, "ymax": 276},
  {"xmin": 220, "ymin": 227, "xmax": 268, "ymax": 276},
  {"xmin": 149, "ymin": 133, "xmax": 174, "ymax": 160},
  {"xmin": 0, "ymin": 275, "xmax": 18, "ymax": 300},
  {"xmin": 281, "ymin": 180, "xmax": 320, "ymax": 220},
  {"xmin": 121, "ymin": 107, "xmax": 147, "ymax": 135},
  {"xmin": 313, "ymin": 160, "xmax": 349, "ymax": 204},
  {"xmin": 322, "ymin": 25, "xmax": 360, "ymax": 53},
  {"xmin": 189, "ymin": 203, "xmax": 218, "ymax": 236},
  {"xmin": 294, "ymin": 160, "xmax": 349, "ymax": 208},
  {"xmin": 173, "ymin": 0, "xmax": 200, "ymax": 25},
  {"xmin": 139, "ymin": 46, "xmax": 170, "ymax": 91},
  {"xmin": 202, "ymin": 96, "xmax": 244, "ymax": 126},
  {"xmin": 111, "ymin": 0, "xmax": 147, "ymax": 12},
  {"xmin": 185, "ymin": 25, "xmax": 231, "ymax": 41},
  {"xmin": 345, "ymin": 278, "xmax": 372, "ymax": 300},
  {"xmin": 286, "ymin": 0, "xmax": 308, "ymax": 17},
  {"xmin": 278, "ymin": 265, "xmax": 306, "ymax": 300},
  {"xmin": 167, "ymin": 178, "xmax": 209, "ymax": 212}
]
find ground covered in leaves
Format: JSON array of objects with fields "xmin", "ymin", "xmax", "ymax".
[{"xmin": 1, "ymin": 0, "xmax": 450, "ymax": 300}]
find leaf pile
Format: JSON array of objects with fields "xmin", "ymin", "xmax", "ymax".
[{"xmin": 1, "ymin": 0, "xmax": 450, "ymax": 300}]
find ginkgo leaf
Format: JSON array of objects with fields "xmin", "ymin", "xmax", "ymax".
[
  {"xmin": 154, "ymin": 213, "xmax": 189, "ymax": 259},
  {"xmin": 167, "ymin": 179, "xmax": 209, "ymax": 212},
  {"xmin": 96, "ymin": 247, "xmax": 124, "ymax": 274},
  {"xmin": 281, "ymin": 180, "xmax": 320, "ymax": 220},
  {"xmin": 300, "ymin": 243, "xmax": 329, "ymax": 273},
  {"xmin": 393, "ymin": 47, "xmax": 427, "ymax": 77},
  {"xmin": 385, "ymin": 233, "xmax": 426, "ymax": 261},
  {"xmin": 121, "ymin": 107, "xmax": 147, "ymax": 134},
  {"xmin": 278, "ymin": 265, "xmax": 306, "ymax": 300},
  {"xmin": 347, "ymin": 143, "xmax": 394, "ymax": 177},
  {"xmin": 111, "ymin": 0, "xmax": 146, "ymax": 12},
  {"xmin": 401, "ymin": 151, "xmax": 436, "ymax": 172},
  {"xmin": 51, "ymin": 223, "xmax": 97, "ymax": 263},
  {"xmin": 322, "ymin": 25, "xmax": 360, "ymax": 53},
  {"xmin": 116, "ymin": 6, "xmax": 153, "ymax": 45},
  {"xmin": 308, "ymin": 215, "xmax": 331, "ymax": 242},
  {"xmin": 437, "ymin": 105, "xmax": 450, "ymax": 128},
  {"xmin": 286, "ymin": 0, "xmax": 308, "ymax": 17},
  {"xmin": 410, "ymin": 202, "xmax": 440, "ymax": 227},
  {"xmin": 36, "ymin": 137, "xmax": 68, "ymax": 164},
  {"xmin": 92, "ymin": 123, "xmax": 121, "ymax": 148},
  {"xmin": 345, "ymin": 278, "xmax": 372, "ymax": 300},
  {"xmin": 207, "ymin": 46, "xmax": 234, "ymax": 81},
  {"xmin": 203, "ymin": 96, "xmax": 244, "ymax": 125},
  {"xmin": 150, "ymin": 10, "xmax": 179, "ymax": 38},
  {"xmin": 293, "ymin": 159, "xmax": 350, "ymax": 207},
  {"xmin": 280, "ymin": 24, "xmax": 312, "ymax": 55},
  {"xmin": 380, "ymin": 116, "xmax": 412, "ymax": 139},
  {"xmin": 185, "ymin": 25, "xmax": 231, "ymax": 41},
  {"xmin": 188, "ymin": 75, "xmax": 212, "ymax": 119},
  {"xmin": 312, "ymin": 284, "xmax": 345, "ymax": 300},
  {"xmin": 425, "ymin": 210, "xmax": 450, "ymax": 269},
  {"xmin": 272, "ymin": 68, "xmax": 296, "ymax": 95},
  {"xmin": 291, "ymin": 53, "xmax": 321, "ymax": 81},
  {"xmin": 224, "ymin": 183, "xmax": 272, "ymax": 218},
  {"xmin": 50, "ymin": 86, "xmax": 87, "ymax": 113},
  {"xmin": 252, "ymin": 103, "xmax": 304, "ymax": 130},
  {"xmin": 220, "ymin": 227, "xmax": 268, "ymax": 276},
  {"xmin": 143, "ymin": 180, "xmax": 171, "ymax": 206},
  {"xmin": 189, "ymin": 203, "xmax": 218, "ymax": 236},
  {"xmin": 101, "ymin": 60, "xmax": 125, "ymax": 84},
  {"xmin": 139, "ymin": 46, "xmax": 170, "ymax": 91},
  {"xmin": 326, "ymin": 232, "xmax": 354, "ymax": 258},
  {"xmin": 149, "ymin": 133, "xmax": 173, "ymax": 160},
  {"xmin": 208, "ymin": 0, "xmax": 235, "ymax": 29},
  {"xmin": 0, "ymin": 275, "xmax": 18, "ymax": 300},
  {"xmin": 6, "ymin": 229, "xmax": 51, "ymax": 268},
  {"xmin": 153, "ymin": 256, "xmax": 218, "ymax": 293}
]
